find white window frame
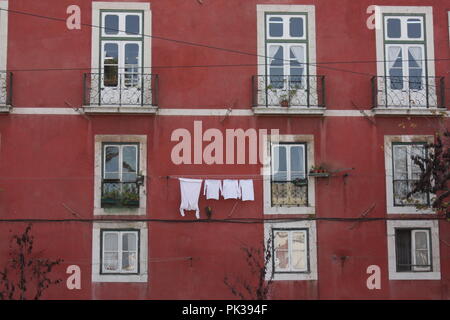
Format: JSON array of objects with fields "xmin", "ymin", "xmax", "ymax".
[
  {"xmin": 375, "ymin": 7, "xmax": 435, "ymax": 80},
  {"xmin": 102, "ymin": 11, "xmax": 143, "ymax": 38},
  {"xmin": 411, "ymin": 229, "xmax": 431, "ymax": 272},
  {"xmin": 271, "ymin": 143, "xmax": 306, "ymax": 182},
  {"xmin": 263, "ymin": 134, "xmax": 315, "ymax": 215},
  {"xmin": 257, "ymin": 5, "xmax": 316, "ymax": 78},
  {"xmin": 273, "ymin": 229, "xmax": 308, "ymax": 273},
  {"xmin": 384, "ymin": 135, "xmax": 434, "ymax": 214},
  {"xmin": 387, "ymin": 220, "xmax": 440, "ymax": 280},
  {"xmin": 94, "ymin": 135, "xmax": 147, "ymax": 216},
  {"xmin": 0, "ymin": 1, "xmax": 7, "ymax": 73},
  {"xmin": 266, "ymin": 14, "xmax": 307, "ymax": 41},
  {"xmin": 101, "ymin": 229, "xmax": 139, "ymax": 274},
  {"xmin": 384, "ymin": 16, "xmax": 425, "ymax": 41},
  {"xmin": 89, "ymin": 2, "xmax": 152, "ymax": 111},
  {"xmin": 92, "ymin": 222, "xmax": 148, "ymax": 283},
  {"xmin": 264, "ymin": 221, "xmax": 317, "ymax": 281}
]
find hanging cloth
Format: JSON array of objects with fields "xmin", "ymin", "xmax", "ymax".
[{"xmin": 179, "ymin": 178, "xmax": 203, "ymax": 219}]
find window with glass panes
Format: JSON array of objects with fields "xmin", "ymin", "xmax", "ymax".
[
  {"xmin": 384, "ymin": 15, "xmax": 426, "ymax": 91},
  {"xmin": 395, "ymin": 228, "xmax": 431, "ymax": 272},
  {"xmin": 101, "ymin": 230, "xmax": 139, "ymax": 274},
  {"xmin": 271, "ymin": 143, "xmax": 307, "ymax": 206},
  {"xmin": 102, "ymin": 143, "xmax": 140, "ymax": 208},
  {"xmin": 272, "ymin": 229, "xmax": 309, "ymax": 273},
  {"xmin": 100, "ymin": 11, "xmax": 143, "ymax": 88},
  {"xmin": 392, "ymin": 142, "xmax": 429, "ymax": 206},
  {"xmin": 265, "ymin": 13, "xmax": 307, "ymax": 90}
]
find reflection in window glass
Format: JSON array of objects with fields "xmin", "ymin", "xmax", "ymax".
[
  {"xmin": 269, "ymin": 17, "xmax": 283, "ymax": 37},
  {"xmin": 126, "ymin": 15, "xmax": 140, "ymax": 35},
  {"xmin": 387, "ymin": 18, "xmax": 401, "ymax": 38},
  {"xmin": 105, "ymin": 15, "xmax": 119, "ymax": 35},
  {"xmin": 289, "ymin": 17, "xmax": 304, "ymax": 37},
  {"xmin": 407, "ymin": 19, "xmax": 422, "ymax": 39}
]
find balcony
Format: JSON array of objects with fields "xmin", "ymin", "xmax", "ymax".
[
  {"xmin": 83, "ymin": 73, "xmax": 158, "ymax": 114},
  {"xmin": 101, "ymin": 181, "xmax": 140, "ymax": 208},
  {"xmin": 252, "ymin": 75, "xmax": 326, "ymax": 115},
  {"xmin": 372, "ymin": 76, "xmax": 446, "ymax": 116},
  {"xmin": 0, "ymin": 71, "xmax": 12, "ymax": 112}
]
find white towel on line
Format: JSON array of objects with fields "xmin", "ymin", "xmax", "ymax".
[
  {"xmin": 222, "ymin": 180, "xmax": 241, "ymax": 199},
  {"xmin": 239, "ymin": 179, "xmax": 254, "ymax": 201},
  {"xmin": 204, "ymin": 179, "xmax": 222, "ymax": 200},
  {"xmin": 179, "ymin": 178, "xmax": 203, "ymax": 219}
]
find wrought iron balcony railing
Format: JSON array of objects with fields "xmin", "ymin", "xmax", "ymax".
[
  {"xmin": 372, "ymin": 76, "xmax": 445, "ymax": 109},
  {"xmin": 253, "ymin": 75, "xmax": 325, "ymax": 108},
  {"xmin": 0, "ymin": 71, "xmax": 13, "ymax": 106},
  {"xmin": 101, "ymin": 181, "xmax": 140, "ymax": 208},
  {"xmin": 83, "ymin": 73, "xmax": 158, "ymax": 107}
]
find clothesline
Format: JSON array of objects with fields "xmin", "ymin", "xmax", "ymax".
[{"xmin": 160, "ymin": 174, "xmax": 269, "ymax": 180}]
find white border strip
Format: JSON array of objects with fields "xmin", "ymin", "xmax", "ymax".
[
  {"xmin": 8, "ymin": 108, "xmax": 449, "ymax": 117},
  {"xmin": 0, "ymin": 1, "xmax": 8, "ymax": 72}
]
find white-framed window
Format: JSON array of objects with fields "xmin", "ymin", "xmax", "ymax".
[
  {"xmin": 271, "ymin": 143, "xmax": 307, "ymax": 206},
  {"xmin": 264, "ymin": 221, "xmax": 317, "ymax": 281},
  {"xmin": 101, "ymin": 229, "xmax": 139, "ymax": 274},
  {"xmin": 387, "ymin": 220, "xmax": 440, "ymax": 280},
  {"xmin": 256, "ymin": 5, "xmax": 322, "ymax": 110},
  {"xmin": 384, "ymin": 135, "xmax": 434, "ymax": 214},
  {"xmin": 392, "ymin": 142, "xmax": 429, "ymax": 207},
  {"xmin": 263, "ymin": 135, "xmax": 315, "ymax": 215},
  {"xmin": 102, "ymin": 143, "xmax": 141, "ymax": 209},
  {"xmin": 0, "ymin": 1, "xmax": 8, "ymax": 109},
  {"xmin": 395, "ymin": 228, "xmax": 431, "ymax": 272},
  {"xmin": 374, "ymin": 6, "xmax": 438, "ymax": 109},
  {"xmin": 273, "ymin": 229, "xmax": 308, "ymax": 273},
  {"xmin": 88, "ymin": 2, "xmax": 153, "ymax": 109},
  {"xmin": 94, "ymin": 135, "xmax": 147, "ymax": 216},
  {"xmin": 92, "ymin": 222, "xmax": 148, "ymax": 282}
]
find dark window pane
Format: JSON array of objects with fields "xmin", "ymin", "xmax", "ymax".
[
  {"xmin": 387, "ymin": 18, "xmax": 401, "ymax": 38},
  {"xmin": 407, "ymin": 19, "xmax": 422, "ymax": 39},
  {"xmin": 269, "ymin": 17, "xmax": 283, "ymax": 37},
  {"xmin": 105, "ymin": 15, "xmax": 119, "ymax": 35},
  {"xmin": 126, "ymin": 15, "xmax": 140, "ymax": 35},
  {"xmin": 290, "ymin": 17, "xmax": 303, "ymax": 37},
  {"xmin": 395, "ymin": 229, "xmax": 412, "ymax": 272}
]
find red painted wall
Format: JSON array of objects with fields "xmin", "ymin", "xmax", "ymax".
[{"xmin": 0, "ymin": 0, "xmax": 448, "ymax": 299}]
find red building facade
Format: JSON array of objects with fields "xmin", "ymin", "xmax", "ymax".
[{"xmin": 0, "ymin": 0, "xmax": 449, "ymax": 299}]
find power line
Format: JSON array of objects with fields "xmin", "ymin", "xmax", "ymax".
[
  {"xmin": 0, "ymin": 217, "xmax": 445, "ymax": 224},
  {"xmin": 0, "ymin": 6, "xmax": 449, "ymax": 92}
]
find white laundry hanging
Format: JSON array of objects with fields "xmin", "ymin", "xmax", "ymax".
[
  {"xmin": 204, "ymin": 180, "xmax": 222, "ymax": 200},
  {"xmin": 239, "ymin": 180, "xmax": 254, "ymax": 201},
  {"xmin": 179, "ymin": 178, "xmax": 203, "ymax": 219},
  {"xmin": 222, "ymin": 180, "xmax": 241, "ymax": 200}
]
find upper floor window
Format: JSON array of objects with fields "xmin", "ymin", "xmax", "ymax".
[
  {"xmin": 85, "ymin": 2, "xmax": 156, "ymax": 111},
  {"xmin": 373, "ymin": 7, "xmax": 444, "ymax": 110},
  {"xmin": 0, "ymin": 1, "xmax": 10, "ymax": 109},
  {"xmin": 271, "ymin": 143, "xmax": 307, "ymax": 207},
  {"xmin": 254, "ymin": 5, "xmax": 324, "ymax": 113}
]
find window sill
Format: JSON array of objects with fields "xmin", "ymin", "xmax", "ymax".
[
  {"xmin": 264, "ymin": 206, "xmax": 315, "ymax": 215},
  {"xmin": 83, "ymin": 106, "xmax": 158, "ymax": 114},
  {"xmin": 253, "ymin": 106, "xmax": 325, "ymax": 116},
  {"xmin": 94, "ymin": 207, "xmax": 146, "ymax": 216},
  {"xmin": 0, "ymin": 105, "xmax": 11, "ymax": 113},
  {"xmin": 387, "ymin": 206, "xmax": 435, "ymax": 214},
  {"xmin": 92, "ymin": 273, "xmax": 148, "ymax": 283},
  {"xmin": 373, "ymin": 107, "xmax": 447, "ymax": 116},
  {"xmin": 267, "ymin": 272, "xmax": 318, "ymax": 281},
  {"xmin": 389, "ymin": 271, "xmax": 441, "ymax": 280}
]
